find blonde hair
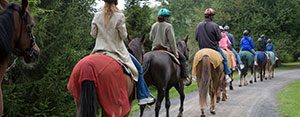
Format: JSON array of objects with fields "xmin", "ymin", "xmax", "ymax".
[{"xmin": 103, "ymin": 2, "xmax": 118, "ymax": 27}]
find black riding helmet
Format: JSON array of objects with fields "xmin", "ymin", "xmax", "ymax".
[
  {"xmin": 103, "ymin": 0, "xmax": 118, "ymax": 5},
  {"xmin": 243, "ymin": 30, "xmax": 249, "ymax": 36}
]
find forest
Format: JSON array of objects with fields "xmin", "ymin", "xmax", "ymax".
[{"xmin": 3, "ymin": 0, "xmax": 300, "ymax": 116}]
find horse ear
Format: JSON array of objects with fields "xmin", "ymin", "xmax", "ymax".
[
  {"xmin": 127, "ymin": 35, "xmax": 132, "ymax": 42},
  {"xmin": 141, "ymin": 34, "xmax": 146, "ymax": 44},
  {"xmin": 184, "ymin": 35, "xmax": 189, "ymax": 43},
  {"xmin": 21, "ymin": 0, "xmax": 28, "ymax": 14}
]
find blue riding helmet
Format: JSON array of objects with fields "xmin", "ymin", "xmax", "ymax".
[{"xmin": 158, "ymin": 8, "xmax": 171, "ymax": 16}]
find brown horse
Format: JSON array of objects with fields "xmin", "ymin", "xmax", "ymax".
[
  {"xmin": 253, "ymin": 51, "xmax": 267, "ymax": 82},
  {"xmin": 239, "ymin": 51, "xmax": 254, "ymax": 86},
  {"xmin": 0, "ymin": 0, "xmax": 40, "ymax": 115},
  {"xmin": 141, "ymin": 36, "xmax": 189, "ymax": 117},
  {"xmin": 192, "ymin": 49, "xmax": 224, "ymax": 117},
  {"xmin": 67, "ymin": 37, "xmax": 145, "ymax": 117}
]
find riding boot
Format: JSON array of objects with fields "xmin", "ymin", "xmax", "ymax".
[{"xmin": 178, "ymin": 52, "xmax": 191, "ymax": 86}]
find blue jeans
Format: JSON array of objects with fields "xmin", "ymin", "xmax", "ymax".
[
  {"xmin": 129, "ymin": 54, "xmax": 151, "ymax": 100},
  {"xmin": 217, "ymin": 47, "xmax": 232, "ymax": 75},
  {"xmin": 231, "ymin": 48, "xmax": 242, "ymax": 65}
]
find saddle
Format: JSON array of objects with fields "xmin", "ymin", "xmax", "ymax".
[{"xmin": 153, "ymin": 45, "xmax": 180, "ymax": 64}]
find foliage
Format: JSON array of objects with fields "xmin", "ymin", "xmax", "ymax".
[{"xmin": 3, "ymin": 0, "xmax": 300, "ymax": 116}]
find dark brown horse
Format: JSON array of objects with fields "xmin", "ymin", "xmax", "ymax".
[
  {"xmin": 193, "ymin": 49, "xmax": 224, "ymax": 117},
  {"xmin": 253, "ymin": 51, "xmax": 267, "ymax": 82},
  {"xmin": 0, "ymin": 0, "xmax": 40, "ymax": 115},
  {"xmin": 67, "ymin": 36, "xmax": 145, "ymax": 117},
  {"xmin": 140, "ymin": 36, "xmax": 189, "ymax": 117}
]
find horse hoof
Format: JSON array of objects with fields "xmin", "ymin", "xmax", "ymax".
[
  {"xmin": 239, "ymin": 85, "xmax": 242, "ymax": 87},
  {"xmin": 216, "ymin": 97, "xmax": 220, "ymax": 103},
  {"xmin": 250, "ymin": 81, "xmax": 253, "ymax": 84},
  {"xmin": 210, "ymin": 110, "xmax": 216, "ymax": 115},
  {"xmin": 222, "ymin": 98, "xmax": 226, "ymax": 101},
  {"xmin": 230, "ymin": 86, "xmax": 234, "ymax": 90},
  {"xmin": 200, "ymin": 114, "xmax": 206, "ymax": 117},
  {"xmin": 177, "ymin": 113, "xmax": 183, "ymax": 117}
]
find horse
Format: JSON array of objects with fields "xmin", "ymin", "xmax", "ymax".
[
  {"xmin": 265, "ymin": 51, "xmax": 276, "ymax": 79},
  {"xmin": 239, "ymin": 51, "xmax": 254, "ymax": 86},
  {"xmin": 192, "ymin": 48, "xmax": 224, "ymax": 117},
  {"xmin": 67, "ymin": 36, "xmax": 145, "ymax": 117},
  {"xmin": 216, "ymin": 49, "xmax": 237, "ymax": 103},
  {"xmin": 253, "ymin": 51, "xmax": 267, "ymax": 82},
  {"xmin": 0, "ymin": 0, "xmax": 40, "ymax": 115},
  {"xmin": 140, "ymin": 36, "xmax": 189, "ymax": 117}
]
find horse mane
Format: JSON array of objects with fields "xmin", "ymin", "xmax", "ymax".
[{"xmin": 0, "ymin": 3, "xmax": 19, "ymax": 61}]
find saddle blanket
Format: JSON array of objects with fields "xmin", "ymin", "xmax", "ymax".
[{"xmin": 192, "ymin": 48, "xmax": 223, "ymax": 77}]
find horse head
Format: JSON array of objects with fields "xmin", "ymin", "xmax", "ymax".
[
  {"xmin": 128, "ymin": 34, "xmax": 145, "ymax": 63},
  {"xmin": 6, "ymin": 0, "xmax": 40, "ymax": 63},
  {"xmin": 177, "ymin": 35, "xmax": 189, "ymax": 60}
]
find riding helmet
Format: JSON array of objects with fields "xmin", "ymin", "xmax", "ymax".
[
  {"xmin": 204, "ymin": 8, "xmax": 216, "ymax": 16},
  {"xmin": 158, "ymin": 8, "xmax": 171, "ymax": 17},
  {"xmin": 267, "ymin": 39, "xmax": 272, "ymax": 43},
  {"xmin": 103, "ymin": 0, "xmax": 118, "ymax": 5},
  {"xmin": 243, "ymin": 30, "xmax": 249, "ymax": 36},
  {"xmin": 224, "ymin": 25, "xmax": 230, "ymax": 31}
]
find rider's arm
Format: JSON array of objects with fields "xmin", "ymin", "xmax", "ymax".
[
  {"xmin": 167, "ymin": 25, "xmax": 179, "ymax": 58},
  {"xmin": 116, "ymin": 13, "xmax": 128, "ymax": 40},
  {"xmin": 90, "ymin": 13, "xmax": 99, "ymax": 38}
]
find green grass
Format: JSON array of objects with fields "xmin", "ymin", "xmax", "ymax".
[
  {"xmin": 276, "ymin": 62, "xmax": 300, "ymax": 71},
  {"xmin": 277, "ymin": 79, "xmax": 300, "ymax": 117}
]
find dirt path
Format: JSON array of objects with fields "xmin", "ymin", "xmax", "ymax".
[{"xmin": 131, "ymin": 69, "xmax": 300, "ymax": 117}]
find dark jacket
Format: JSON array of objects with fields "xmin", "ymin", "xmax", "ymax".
[
  {"xmin": 225, "ymin": 32, "xmax": 235, "ymax": 48},
  {"xmin": 256, "ymin": 38, "xmax": 267, "ymax": 51},
  {"xmin": 195, "ymin": 18, "xmax": 222, "ymax": 50}
]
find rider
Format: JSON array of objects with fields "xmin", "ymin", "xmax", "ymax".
[
  {"xmin": 149, "ymin": 8, "xmax": 191, "ymax": 86},
  {"xmin": 195, "ymin": 8, "xmax": 232, "ymax": 82},
  {"xmin": 256, "ymin": 34, "xmax": 268, "ymax": 65},
  {"xmin": 266, "ymin": 38, "xmax": 278, "ymax": 60},
  {"xmin": 223, "ymin": 25, "xmax": 244, "ymax": 69},
  {"xmin": 240, "ymin": 30, "xmax": 256, "ymax": 64},
  {"xmin": 90, "ymin": 0, "xmax": 154, "ymax": 106}
]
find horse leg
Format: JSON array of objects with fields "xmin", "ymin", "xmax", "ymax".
[
  {"xmin": 155, "ymin": 89, "xmax": 165, "ymax": 117},
  {"xmin": 139, "ymin": 105, "xmax": 146, "ymax": 117},
  {"xmin": 229, "ymin": 73, "xmax": 234, "ymax": 90},
  {"xmin": 253, "ymin": 66, "xmax": 257, "ymax": 82},
  {"xmin": 174, "ymin": 84, "xmax": 185, "ymax": 117},
  {"xmin": 165, "ymin": 89, "xmax": 171, "ymax": 117},
  {"xmin": 222, "ymin": 82, "xmax": 227, "ymax": 101},
  {"xmin": 209, "ymin": 87, "xmax": 216, "ymax": 115},
  {"xmin": 260, "ymin": 68, "xmax": 263, "ymax": 82}
]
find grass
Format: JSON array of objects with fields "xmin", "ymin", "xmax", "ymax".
[
  {"xmin": 276, "ymin": 62, "xmax": 300, "ymax": 71},
  {"xmin": 277, "ymin": 79, "xmax": 300, "ymax": 117}
]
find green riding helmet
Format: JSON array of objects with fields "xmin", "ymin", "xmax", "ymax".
[{"xmin": 158, "ymin": 8, "xmax": 171, "ymax": 16}]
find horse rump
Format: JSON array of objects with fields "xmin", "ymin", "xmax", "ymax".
[
  {"xmin": 80, "ymin": 80, "xmax": 99, "ymax": 117},
  {"xmin": 196, "ymin": 56, "xmax": 211, "ymax": 108}
]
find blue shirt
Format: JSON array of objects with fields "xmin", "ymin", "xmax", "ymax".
[
  {"xmin": 266, "ymin": 43, "xmax": 273, "ymax": 51},
  {"xmin": 240, "ymin": 36, "xmax": 254, "ymax": 51}
]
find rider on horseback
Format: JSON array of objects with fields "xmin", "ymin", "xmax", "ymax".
[
  {"xmin": 195, "ymin": 8, "xmax": 232, "ymax": 82},
  {"xmin": 90, "ymin": 0, "xmax": 154, "ymax": 106},
  {"xmin": 240, "ymin": 30, "xmax": 257, "ymax": 64},
  {"xmin": 223, "ymin": 25, "xmax": 245, "ymax": 69},
  {"xmin": 256, "ymin": 34, "xmax": 268, "ymax": 65},
  {"xmin": 149, "ymin": 8, "xmax": 191, "ymax": 86}
]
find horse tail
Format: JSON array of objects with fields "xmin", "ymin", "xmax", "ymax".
[
  {"xmin": 79, "ymin": 80, "xmax": 98, "ymax": 117},
  {"xmin": 197, "ymin": 56, "xmax": 211, "ymax": 108}
]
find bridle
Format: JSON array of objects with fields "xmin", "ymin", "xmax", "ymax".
[{"xmin": 12, "ymin": 8, "xmax": 36, "ymax": 57}]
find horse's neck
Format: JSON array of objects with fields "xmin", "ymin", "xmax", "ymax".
[{"xmin": 0, "ymin": 10, "xmax": 14, "ymax": 60}]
